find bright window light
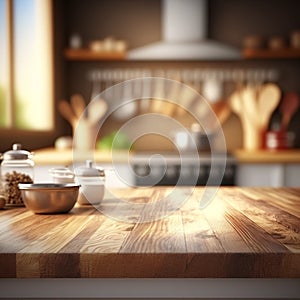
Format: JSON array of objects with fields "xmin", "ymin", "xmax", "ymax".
[
  {"xmin": 13, "ymin": 0, "xmax": 53, "ymax": 130},
  {"xmin": 0, "ymin": 0, "xmax": 9, "ymax": 127},
  {"xmin": 0, "ymin": 0, "xmax": 53, "ymax": 131}
]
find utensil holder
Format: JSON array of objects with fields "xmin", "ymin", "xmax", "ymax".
[{"xmin": 73, "ymin": 120, "xmax": 98, "ymax": 151}]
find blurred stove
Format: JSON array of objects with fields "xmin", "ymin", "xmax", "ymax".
[{"xmin": 131, "ymin": 152, "xmax": 236, "ymax": 186}]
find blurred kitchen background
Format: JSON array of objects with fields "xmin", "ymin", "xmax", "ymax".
[{"xmin": 1, "ymin": 0, "xmax": 300, "ymax": 187}]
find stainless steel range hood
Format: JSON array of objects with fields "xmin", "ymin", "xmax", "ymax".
[{"xmin": 128, "ymin": 0, "xmax": 240, "ymax": 60}]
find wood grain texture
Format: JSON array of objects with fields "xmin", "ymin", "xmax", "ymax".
[
  {"xmin": 0, "ymin": 187, "xmax": 299, "ymax": 278},
  {"xmin": 33, "ymin": 148, "xmax": 300, "ymax": 165},
  {"xmin": 33, "ymin": 147, "xmax": 131, "ymax": 165},
  {"xmin": 64, "ymin": 49, "xmax": 126, "ymax": 61},
  {"xmin": 233, "ymin": 149, "xmax": 300, "ymax": 163}
]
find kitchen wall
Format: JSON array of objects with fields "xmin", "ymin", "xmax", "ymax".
[
  {"xmin": 4, "ymin": 0, "xmax": 299, "ymax": 152},
  {"xmin": 57, "ymin": 0, "xmax": 300, "ymax": 151}
]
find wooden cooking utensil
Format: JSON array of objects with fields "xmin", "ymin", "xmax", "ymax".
[
  {"xmin": 229, "ymin": 90, "xmax": 242, "ymax": 116},
  {"xmin": 279, "ymin": 92, "xmax": 300, "ymax": 131},
  {"xmin": 211, "ymin": 100, "xmax": 231, "ymax": 125},
  {"xmin": 71, "ymin": 94, "xmax": 86, "ymax": 119},
  {"xmin": 58, "ymin": 100, "xmax": 77, "ymax": 127},
  {"xmin": 229, "ymin": 83, "xmax": 281, "ymax": 150},
  {"xmin": 74, "ymin": 99, "xmax": 107, "ymax": 151},
  {"xmin": 240, "ymin": 84, "xmax": 258, "ymax": 126},
  {"xmin": 88, "ymin": 99, "xmax": 108, "ymax": 124},
  {"xmin": 257, "ymin": 83, "xmax": 281, "ymax": 131},
  {"xmin": 229, "ymin": 88, "xmax": 261, "ymax": 150}
]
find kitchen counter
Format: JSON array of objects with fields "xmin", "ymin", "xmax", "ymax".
[
  {"xmin": 234, "ymin": 149, "xmax": 300, "ymax": 164},
  {"xmin": 33, "ymin": 147, "xmax": 131, "ymax": 165},
  {"xmin": 33, "ymin": 147, "xmax": 300, "ymax": 165},
  {"xmin": 0, "ymin": 187, "xmax": 299, "ymax": 279}
]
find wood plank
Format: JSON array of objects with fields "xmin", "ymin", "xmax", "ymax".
[
  {"xmin": 221, "ymin": 188, "xmax": 300, "ymax": 253},
  {"xmin": 80, "ymin": 253, "xmax": 187, "ymax": 278},
  {"xmin": 80, "ymin": 190, "xmax": 148, "ymax": 255},
  {"xmin": 120, "ymin": 187, "xmax": 187, "ymax": 253},
  {"xmin": 0, "ymin": 213, "xmax": 72, "ymax": 253},
  {"xmin": 198, "ymin": 190, "xmax": 252, "ymax": 253},
  {"xmin": 18, "ymin": 215, "xmax": 94, "ymax": 253},
  {"xmin": 99, "ymin": 187, "xmax": 150, "ymax": 224},
  {"xmin": 263, "ymin": 189, "xmax": 300, "ymax": 218},
  {"xmin": 0, "ymin": 209, "xmax": 32, "ymax": 228},
  {"xmin": 0, "ymin": 253, "xmax": 16, "ymax": 278},
  {"xmin": 236, "ymin": 188, "xmax": 300, "ymax": 234},
  {"xmin": 120, "ymin": 212, "xmax": 186, "ymax": 253},
  {"xmin": 241, "ymin": 187, "xmax": 300, "ymax": 216},
  {"xmin": 181, "ymin": 209, "xmax": 224, "ymax": 253},
  {"xmin": 224, "ymin": 204, "xmax": 289, "ymax": 253},
  {"xmin": 59, "ymin": 214, "xmax": 106, "ymax": 253},
  {"xmin": 243, "ymin": 47, "xmax": 300, "ymax": 59},
  {"xmin": 64, "ymin": 48, "xmax": 126, "ymax": 61},
  {"xmin": 233, "ymin": 149, "xmax": 300, "ymax": 163},
  {"xmin": 180, "ymin": 191, "xmax": 225, "ymax": 253},
  {"xmin": 80, "ymin": 216, "xmax": 134, "ymax": 254},
  {"xmin": 16, "ymin": 253, "xmax": 40, "ymax": 278}
]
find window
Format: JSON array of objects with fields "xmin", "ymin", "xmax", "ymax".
[
  {"xmin": 0, "ymin": 0, "xmax": 9, "ymax": 127},
  {"xmin": 0, "ymin": 0, "xmax": 53, "ymax": 131}
]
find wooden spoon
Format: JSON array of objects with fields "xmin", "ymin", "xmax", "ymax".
[
  {"xmin": 257, "ymin": 83, "xmax": 281, "ymax": 131},
  {"xmin": 279, "ymin": 92, "xmax": 300, "ymax": 131},
  {"xmin": 240, "ymin": 84, "xmax": 258, "ymax": 126},
  {"xmin": 211, "ymin": 100, "xmax": 231, "ymax": 125},
  {"xmin": 229, "ymin": 90, "xmax": 242, "ymax": 116},
  {"xmin": 71, "ymin": 94, "xmax": 86, "ymax": 119},
  {"xmin": 88, "ymin": 99, "xmax": 108, "ymax": 124},
  {"xmin": 229, "ymin": 89, "xmax": 261, "ymax": 150},
  {"xmin": 58, "ymin": 100, "xmax": 77, "ymax": 127}
]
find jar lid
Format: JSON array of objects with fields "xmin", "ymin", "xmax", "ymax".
[
  {"xmin": 3, "ymin": 143, "xmax": 33, "ymax": 160},
  {"xmin": 74, "ymin": 160, "xmax": 105, "ymax": 177},
  {"xmin": 49, "ymin": 167, "xmax": 75, "ymax": 179}
]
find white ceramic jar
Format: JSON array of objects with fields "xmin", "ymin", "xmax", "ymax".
[{"xmin": 74, "ymin": 160, "xmax": 105, "ymax": 205}]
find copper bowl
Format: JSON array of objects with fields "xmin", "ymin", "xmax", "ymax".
[{"xmin": 18, "ymin": 183, "xmax": 80, "ymax": 214}]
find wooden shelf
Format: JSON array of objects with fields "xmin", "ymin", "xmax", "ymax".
[
  {"xmin": 243, "ymin": 47, "xmax": 300, "ymax": 59},
  {"xmin": 64, "ymin": 48, "xmax": 126, "ymax": 61},
  {"xmin": 233, "ymin": 149, "xmax": 300, "ymax": 164},
  {"xmin": 64, "ymin": 48, "xmax": 300, "ymax": 61}
]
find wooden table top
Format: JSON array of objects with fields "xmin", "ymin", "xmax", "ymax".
[{"xmin": 0, "ymin": 187, "xmax": 300, "ymax": 278}]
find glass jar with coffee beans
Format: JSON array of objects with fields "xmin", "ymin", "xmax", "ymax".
[{"xmin": 0, "ymin": 144, "xmax": 34, "ymax": 206}]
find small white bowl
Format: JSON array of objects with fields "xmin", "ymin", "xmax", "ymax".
[{"xmin": 49, "ymin": 167, "xmax": 75, "ymax": 184}]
